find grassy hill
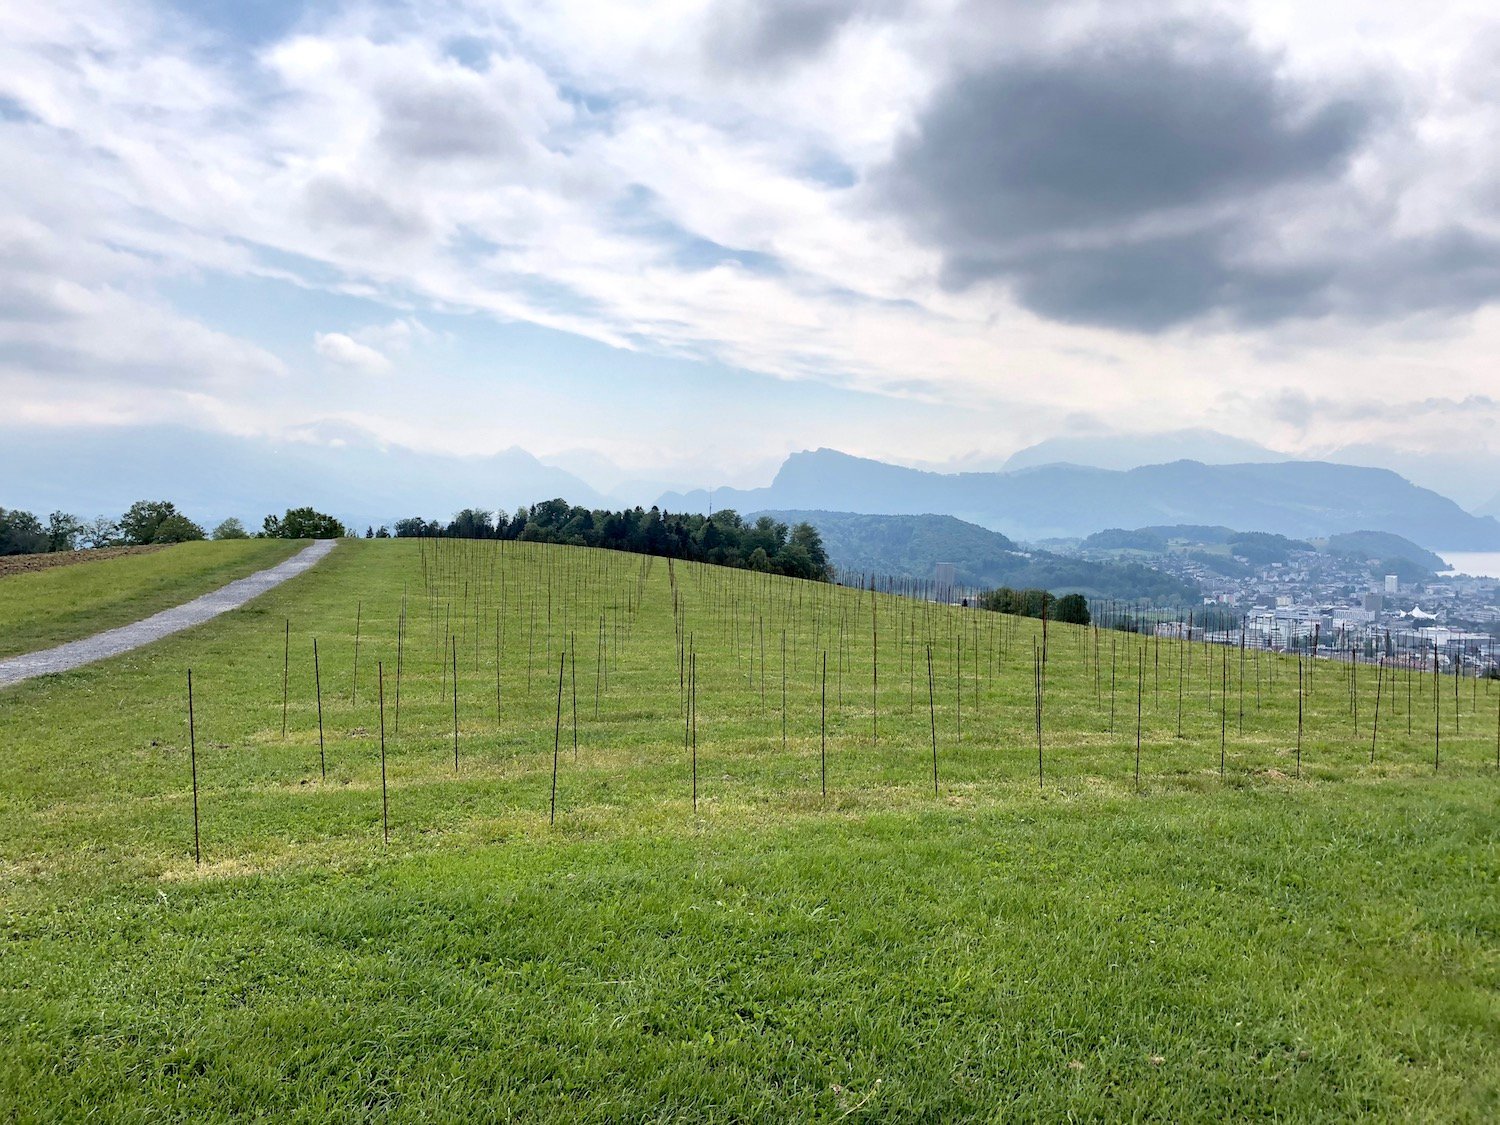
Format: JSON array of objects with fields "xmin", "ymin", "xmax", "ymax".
[
  {"xmin": 2, "ymin": 539, "xmax": 1496, "ymax": 1118},
  {"xmin": 0, "ymin": 539, "xmax": 302, "ymax": 659}
]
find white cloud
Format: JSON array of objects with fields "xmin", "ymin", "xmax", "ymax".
[
  {"xmin": 314, "ymin": 331, "xmax": 392, "ymax": 374},
  {"xmin": 0, "ymin": 0, "xmax": 1497, "ymax": 482}
]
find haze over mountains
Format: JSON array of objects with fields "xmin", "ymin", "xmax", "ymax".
[
  {"xmin": 661, "ymin": 449, "xmax": 1500, "ymax": 551},
  {"xmin": 6, "ymin": 424, "xmax": 1496, "ymax": 552},
  {"xmin": 998, "ymin": 429, "xmax": 1500, "ymax": 513},
  {"xmin": 0, "ymin": 426, "xmax": 605, "ymax": 531}
]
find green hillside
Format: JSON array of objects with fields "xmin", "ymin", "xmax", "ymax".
[
  {"xmin": 0, "ymin": 539, "xmax": 302, "ymax": 658},
  {"xmin": 1320, "ymin": 530, "xmax": 1447, "ymax": 574},
  {"xmin": 2, "ymin": 539, "xmax": 1496, "ymax": 1119},
  {"xmin": 756, "ymin": 509, "xmax": 1198, "ymax": 603}
]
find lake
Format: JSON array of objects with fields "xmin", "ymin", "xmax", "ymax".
[{"xmin": 1437, "ymin": 551, "xmax": 1500, "ymax": 578}]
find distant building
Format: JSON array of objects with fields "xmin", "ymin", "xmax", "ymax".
[
  {"xmin": 1363, "ymin": 592, "xmax": 1383, "ymax": 614},
  {"xmin": 1384, "ymin": 574, "xmax": 1399, "ymax": 594}
]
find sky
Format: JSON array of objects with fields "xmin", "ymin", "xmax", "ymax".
[{"xmin": 3, "ymin": 0, "xmax": 1499, "ymax": 507}]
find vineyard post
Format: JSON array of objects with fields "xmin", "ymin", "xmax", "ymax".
[
  {"xmin": 378, "ymin": 662, "xmax": 389, "ymax": 845},
  {"xmin": 188, "ymin": 669, "xmax": 200, "ymax": 865},
  {"xmin": 281, "ymin": 617, "xmax": 290, "ymax": 739},
  {"xmin": 313, "ymin": 638, "xmax": 326, "ymax": 779},
  {"xmin": 550, "ymin": 650, "xmax": 564, "ymax": 825}
]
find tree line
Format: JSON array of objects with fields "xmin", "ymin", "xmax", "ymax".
[
  {"xmin": 385, "ymin": 501, "xmax": 832, "ymax": 581},
  {"xmin": 978, "ymin": 587, "xmax": 1092, "ymax": 625},
  {"xmin": 0, "ymin": 502, "xmax": 347, "ymax": 555}
]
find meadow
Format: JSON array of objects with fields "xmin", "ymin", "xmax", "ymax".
[
  {"xmin": 0, "ymin": 538, "xmax": 301, "ymax": 659},
  {"xmin": 1, "ymin": 538, "xmax": 1496, "ymax": 1120}
]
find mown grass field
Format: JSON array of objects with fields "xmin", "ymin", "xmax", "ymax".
[
  {"xmin": 0, "ymin": 538, "xmax": 302, "ymax": 659},
  {"xmin": 1, "ymin": 538, "xmax": 1496, "ymax": 1120}
]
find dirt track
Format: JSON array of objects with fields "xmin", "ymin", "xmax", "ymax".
[
  {"xmin": 0, "ymin": 545, "xmax": 166, "ymax": 578},
  {"xmin": 0, "ymin": 539, "xmax": 338, "ymax": 688}
]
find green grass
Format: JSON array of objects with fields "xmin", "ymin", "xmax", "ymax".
[
  {"xmin": 2, "ymin": 539, "xmax": 1496, "ymax": 1120},
  {"xmin": 0, "ymin": 539, "xmax": 303, "ymax": 659}
]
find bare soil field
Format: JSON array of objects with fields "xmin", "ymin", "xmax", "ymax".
[{"xmin": 0, "ymin": 545, "xmax": 165, "ymax": 578}]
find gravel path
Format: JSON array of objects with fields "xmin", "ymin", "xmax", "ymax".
[{"xmin": 0, "ymin": 539, "xmax": 338, "ymax": 689}]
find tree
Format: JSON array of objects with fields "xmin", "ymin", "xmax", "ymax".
[
  {"xmin": 1053, "ymin": 593, "xmax": 1091, "ymax": 625},
  {"xmin": 152, "ymin": 513, "xmax": 206, "ymax": 542},
  {"xmin": 0, "ymin": 508, "xmax": 47, "ymax": 555},
  {"xmin": 46, "ymin": 511, "xmax": 81, "ymax": 552},
  {"xmin": 213, "ymin": 518, "xmax": 250, "ymax": 540},
  {"xmin": 120, "ymin": 500, "xmax": 179, "ymax": 545},
  {"xmin": 789, "ymin": 522, "xmax": 830, "ymax": 577},
  {"xmin": 265, "ymin": 507, "xmax": 345, "ymax": 539},
  {"xmin": 447, "ymin": 508, "xmax": 495, "ymax": 538},
  {"xmin": 78, "ymin": 516, "xmax": 119, "ymax": 549}
]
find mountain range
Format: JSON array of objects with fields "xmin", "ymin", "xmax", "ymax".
[
  {"xmin": 6, "ymin": 424, "xmax": 1497, "ymax": 551},
  {"xmin": 661, "ymin": 449, "xmax": 1500, "ymax": 551},
  {"xmin": 994, "ymin": 428, "xmax": 1500, "ymax": 513}
]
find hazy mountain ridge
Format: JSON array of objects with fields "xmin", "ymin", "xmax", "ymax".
[
  {"xmin": 0, "ymin": 426, "xmax": 606, "ymax": 531},
  {"xmin": 662, "ymin": 449, "xmax": 1500, "ymax": 550},
  {"xmin": 997, "ymin": 429, "xmax": 1500, "ymax": 511},
  {"xmin": 752, "ymin": 510, "xmax": 1200, "ymax": 603}
]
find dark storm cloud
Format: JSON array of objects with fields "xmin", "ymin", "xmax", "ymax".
[
  {"xmin": 889, "ymin": 26, "xmax": 1368, "ymax": 244},
  {"xmin": 981, "ymin": 229, "xmax": 1333, "ymax": 333},
  {"xmin": 872, "ymin": 19, "xmax": 1479, "ymax": 332},
  {"xmin": 707, "ymin": 0, "xmax": 901, "ymax": 69}
]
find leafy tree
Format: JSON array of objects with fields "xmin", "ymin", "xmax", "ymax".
[
  {"xmin": 789, "ymin": 522, "xmax": 830, "ymax": 577},
  {"xmin": 448, "ymin": 509, "xmax": 495, "ymax": 538},
  {"xmin": 393, "ymin": 517, "xmax": 432, "ymax": 538},
  {"xmin": 979, "ymin": 587, "xmax": 1056, "ymax": 620},
  {"xmin": 0, "ymin": 508, "xmax": 47, "ymax": 555},
  {"xmin": 213, "ymin": 518, "xmax": 250, "ymax": 540},
  {"xmin": 1053, "ymin": 593, "xmax": 1091, "ymax": 625},
  {"xmin": 46, "ymin": 511, "xmax": 81, "ymax": 552},
  {"xmin": 153, "ymin": 513, "xmax": 206, "ymax": 542},
  {"xmin": 264, "ymin": 507, "xmax": 345, "ymax": 539},
  {"xmin": 77, "ymin": 516, "xmax": 119, "ymax": 549},
  {"xmin": 120, "ymin": 500, "xmax": 179, "ymax": 545},
  {"xmin": 375, "ymin": 526, "xmax": 392, "ymax": 539}
]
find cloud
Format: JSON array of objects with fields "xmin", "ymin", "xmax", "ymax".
[
  {"xmin": 3, "ymin": 0, "xmax": 1500, "ymax": 486},
  {"xmin": 314, "ymin": 331, "xmax": 392, "ymax": 373},
  {"xmin": 876, "ymin": 17, "xmax": 1403, "ymax": 331},
  {"xmin": 353, "ymin": 316, "xmax": 433, "ymax": 353},
  {"xmin": 705, "ymin": 0, "xmax": 903, "ymax": 70}
]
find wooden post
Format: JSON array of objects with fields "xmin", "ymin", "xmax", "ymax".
[
  {"xmin": 926, "ymin": 643, "xmax": 938, "ymax": 796},
  {"xmin": 1135, "ymin": 650, "xmax": 1143, "ymax": 792},
  {"xmin": 313, "ymin": 638, "xmax": 326, "ymax": 779},
  {"xmin": 550, "ymin": 650, "xmax": 564, "ymax": 825},
  {"xmin": 281, "ymin": 617, "xmax": 290, "ymax": 739},
  {"xmin": 821, "ymin": 650, "xmax": 828, "ymax": 798},
  {"xmin": 378, "ymin": 661, "xmax": 388, "ymax": 846},
  {"xmin": 188, "ymin": 669, "xmax": 200, "ymax": 865}
]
